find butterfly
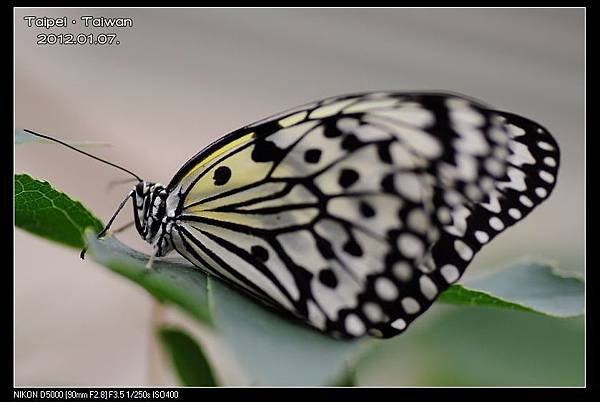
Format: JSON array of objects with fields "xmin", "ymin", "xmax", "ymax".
[{"xmin": 25, "ymin": 91, "xmax": 560, "ymax": 339}]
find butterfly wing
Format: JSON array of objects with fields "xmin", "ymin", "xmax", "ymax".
[{"xmin": 165, "ymin": 92, "xmax": 559, "ymax": 338}]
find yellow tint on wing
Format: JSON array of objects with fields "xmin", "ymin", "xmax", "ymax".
[
  {"xmin": 180, "ymin": 131, "xmax": 256, "ymax": 183},
  {"xmin": 183, "ymin": 142, "xmax": 274, "ymax": 210}
]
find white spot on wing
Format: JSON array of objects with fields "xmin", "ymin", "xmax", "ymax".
[
  {"xmin": 537, "ymin": 141, "xmax": 555, "ymax": 151},
  {"xmin": 520, "ymin": 195, "xmax": 534, "ymax": 207},
  {"xmin": 370, "ymin": 106, "xmax": 435, "ymax": 128},
  {"xmin": 337, "ymin": 118, "xmax": 359, "ymax": 132},
  {"xmin": 343, "ymin": 98, "xmax": 399, "ymax": 114},
  {"xmin": 444, "ymin": 205, "xmax": 471, "ymax": 237},
  {"xmin": 498, "ymin": 167, "xmax": 528, "ymax": 192},
  {"xmin": 539, "ymin": 171, "xmax": 555, "ymax": 183},
  {"xmin": 536, "ymin": 187, "xmax": 548, "ymax": 198},
  {"xmin": 484, "ymin": 158, "xmax": 505, "ymax": 177},
  {"xmin": 453, "ymin": 125, "xmax": 490, "ymax": 155},
  {"xmin": 375, "ymin": 277, "xmax": 398, "ymax": 301},
  {"xmin": 454, "ymin": 239, "xmax": 473, "ymax": 260},
  {"xmin": 345, "ymin": 314, "xmax": 366, "ymax": 336},
  {"xmin": 419, "ymin": 276, "xmax": 438, "ymax": 300},
  {"xmin": 401, "ymin": 297, "xmax": 421, "ymax": 314},
  {"xmin": 441, "ymin": 264, "xmax": 460, "ymax": 283},
  {"xmin": 508, "ymin": 140, "xmax": 536, "ymax": 166},
  {"xmin": 391, "ymin": 318, "xmax": 407, "ymax": 330},
  {"xmin": 309, "ymin": 99, "xmax": 358, "ymax": 119},
  {"xmin": 392, "ymin": 261, "xmax": 413, "ymax": 282},
  {"xmin": 397, "ymin": 234, "xmax": 424, "ymax": 259},
  {"xmin": 489, "ymin": 217, "xmax": 505, "ymax": 231},
  {"xmin": 278, "ymin": 111, "xmax": 308, "ymax": 128},
  {"xmin": 506, "ymin": 123, "xmax": 526, "ymax": 137},
  {"xmin": 269, "ymin": 120, "xmax": 321, "ymax": 149},
  {"xmin": 508, "ymin": 208, "xmax": 522, "ymax": 220},
  {"xmin": 480, "ymin": 191, "xmax": 502, "ymax": 213},
  {"xmin": 364, "ymin": 115, "xmax": 442, "ymax": 158},
  {"xmin": 407, "ymin": 209, "xmax": 429, "ymax": 234},
  {"xmin": 450, "ymin": 107, "xmax": 485, "ymax": 127},
  {"xmin": 363, "ymin": 302, "xmax": 384, "ymax": 322},
  {"xmin": 543, "ymin": 157, "xmax": 557, "ymax": 167},
  {"xmin": 353, "ymin": 124, "xmax": 391, "ymax": 141},
  {"xmin": 475, "ymin": 230, "xmax": 490, "ymax": 243},
  {"xmin": 394, "ymin": 173, "xmax": 424, "ymax": 202}
]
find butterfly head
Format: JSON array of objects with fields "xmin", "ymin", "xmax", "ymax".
[{"xmin": 134, "ymin": 181, "xmax": 174, "ymax": 257}]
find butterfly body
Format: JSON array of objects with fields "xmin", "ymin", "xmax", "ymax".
[
  {"xmin": 130, "ymin": 181, "xmax": 175, "ymax": 257},
  {"xmin": 116, "ymin": 91, "xmax": 558, "ymax": 339}
]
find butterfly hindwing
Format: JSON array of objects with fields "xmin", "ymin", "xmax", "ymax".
[{"xmin": 165, "ymin": 92, "xmax": 559, "ymax": 338}]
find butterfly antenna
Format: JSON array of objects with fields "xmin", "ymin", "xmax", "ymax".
[{"xmin": 22, "ymin": 129, "xmax": 143, "ymax": 182}]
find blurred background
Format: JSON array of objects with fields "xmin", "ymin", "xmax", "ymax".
[{"xmin": 15, "ymin": 8, "xmax": 584, "ymax": 386}]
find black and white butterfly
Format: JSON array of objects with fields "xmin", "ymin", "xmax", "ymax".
[{"xmin": 26, "ymin": 91, "xmax": 560, "ymax": 339}]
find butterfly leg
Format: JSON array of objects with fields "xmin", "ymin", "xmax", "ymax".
[{"xmin": 80, "ymin": 190, "xmax": 136, "ymax": 259}]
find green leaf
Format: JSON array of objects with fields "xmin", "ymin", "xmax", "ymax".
[
  {"xmin": 15, "ymin": 174, "xmax": 103, "ymax": 249},
  {"xmin": 439, "ymin": 284, "xmax": 536, "ymax": 313},
  {"xmin": 158, "ymin": 326, "xmax": 218, "ymax": 386},
  {"xmin": 439, "ymin": 261, "xmax": 584, "ymax": 317}
]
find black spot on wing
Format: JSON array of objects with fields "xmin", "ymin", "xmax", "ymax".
[
  {"xmin": 304, "ymin": 148, "xmax": 322, "ymax": 164},
  {"xmin": 380, "ymin": 173, "xmax": 396, "ymax": 194},
  {"xmin": 377, "ymin": 142, "xmax": 393, "ymax": 164},
  {"xmin": 341, "ymin": 133, "xmax": 363, "ymax": 151},
  {"xmin": 343, "ymin": 237, "xmax": 363, "ymax": 257},
  {"xmin": 318, "ymin": 268, "xmax": 338, "ymax": 288},
  {"xmin": 252, "ymin": 140, "xmax": 285, "ymax": 163},
  {"xmin": 338, "ymin": 168, "xmax": 359, "ymax": 188},
  {"xmin": 314, "ymin": 233, "xmax": 335, "ymax": 260},
  {"xmin": 359, "ymin": 201, "xmax": 376, "ymax": 218},
  {"xmin": 324, "ymin": 124, "xmax": 343, "ymax": 138},
  {"xmin": 251, "ymin": 245, "xmax": 270, "ymax": 262},
  {"xmin": 213, "ymin": 166, "xmax": 232, "ymax": 186}
]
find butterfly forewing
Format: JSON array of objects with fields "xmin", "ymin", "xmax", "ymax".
[{"xmin": 164, "ymin": 92, "xmax": 559, "ymax": 338}]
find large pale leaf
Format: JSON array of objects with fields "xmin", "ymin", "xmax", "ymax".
[
  {"xmin": 85, "ymin": 234, "xmax": 371, "ymax": 386},
  {"xmin": 357, "ymin": 307, "xmax": 584, "ymax": 386},
  {"xmin": 85, "ymin": 234, "xmax": 584, "ymax": 385}
]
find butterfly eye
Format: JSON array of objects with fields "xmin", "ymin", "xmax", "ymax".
[{"xmin": 135, "ymin": 182, "xmax": 146, "ymax": 197}]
